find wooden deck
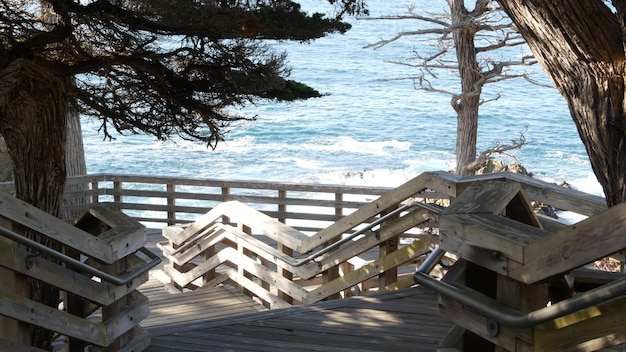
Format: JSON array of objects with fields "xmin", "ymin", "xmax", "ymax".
[
  {"xmin": 140, "ymin": 284, "xmax": 450, "ymax": 352},
  {"xmin": 138, "ymin": 229, "xmax": 452, "ymax": 351}
]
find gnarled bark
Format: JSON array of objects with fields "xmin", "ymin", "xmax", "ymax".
[
  {"xmin": 449, "ymin": 0, "xmax": 482, "ymax": 176},
  {"xmin": 0, "ymin": 58, "xmax": 69, "ymax": 349},
  {"xmin": 498, "ymin": 0, "xmax": 626, "ymax": 206}
]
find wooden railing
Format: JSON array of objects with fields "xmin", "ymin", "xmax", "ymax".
[
  {"xmin": 411, "ymin": 176, "xmax": 626, "ymax": 351},
  {"xmin": 0, "ymin": 171, "xmax": 612, "ymax": 350},
  {"xmin": 0, "ymin": 174, "xmax": 392, "ymax": 232},
  {"xmin": 155, "ymin": 171, "xmax": 608, "ymax": 310},
  {"xmin": 0, "ymin": 192, "xmax": 159, "ymax": 351}
]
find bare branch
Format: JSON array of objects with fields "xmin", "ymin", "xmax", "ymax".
[{"xmin": 465, "ymin": 126, "xmax": 530, "ymax": 174}]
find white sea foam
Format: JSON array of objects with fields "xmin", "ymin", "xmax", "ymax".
[{"xmin": 303, "ymin": 136, "xmax": 412, "ymax": 156}]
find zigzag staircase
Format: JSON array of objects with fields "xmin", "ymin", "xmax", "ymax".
[
  {"xmin": 158, "ymin": 172, "xmax": 452, "ymax": 307},
  {"xmin": 159, "ymin": 171, "xmax": 626, "ymax": 351}
]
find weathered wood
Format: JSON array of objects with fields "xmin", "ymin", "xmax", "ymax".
[
  {"xmin": 444, "ymin": 181, "xmax": 524, "ymax": 215},
  {"xmin": 302, "ymin": 172, "xmax": 438, "ymax": 253},
  {"xmin": 143, "ymin": 287, "xmax": 450, "ymax": 352},
  {"xmin": 117, "ymin": 327, "xmax": 151, "ymax": 352},
  {"xmin": 516, "ymin": 202, "xmax": 626, "ymax": 284},
  {"xmin": 534, "ymin": 296, "xmax": 626, "ymax": 351},
  {"xmin": 164, "ymin": 246, "xmax": 308, "ymax": 302},
  {"xmin": 0, "ymin": 337, "xmax": 48, "ymax": 352},
  {"xmin": 0, "ymin": 236, "xmax": 146, "ymax": 306},
  {"xmin": 102, "ymin": 291, "xmax": 150, "ymax": 346},
  {"xmin": 0, "ymin": 192, "xmax": 119, "ymax": 263},
  {"xmin": 168, "ymin": 201, "xmax": 307, "ymax": 250},
  {"xmin": 77, "ymin": 205, "xmax": 147, "ymax": 258},
  {"xmin": 440, "ymin": 213, "xmax": 548, "ymax": 265},
  {"xmin": 301, "ymin": 207, "xmax": 434, "ymax": 279},
  {"xmin": 304, "ymin": 237, "xmax": 436, "ymax": 303},
  {"xmin": 439, "ymin": 296, "xmax": 533, "ymax": 351},
  {"xmin": 0, "ymin": 289, "xmax": 109, "ymax": 346}
]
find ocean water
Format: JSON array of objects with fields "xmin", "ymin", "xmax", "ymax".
[{"xmin": 81, "ymin": 0, "xmax": 603, "ymax": 197}]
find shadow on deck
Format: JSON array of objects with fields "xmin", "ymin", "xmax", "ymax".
[
  {"xmin": 140, "ymin": 283, "xmax": 450, "ymax": 352},
  {"xmin": 139, "ymin": 229, "xmax": 451, "ymax": 351}
]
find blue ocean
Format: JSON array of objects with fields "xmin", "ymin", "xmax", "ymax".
[{"xmin": 81, "ymin": 0, "xmax": 602, "ymax": 197}]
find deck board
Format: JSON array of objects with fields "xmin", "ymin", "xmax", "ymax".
[
  {"xmin": 141, "ymin": 283, "xmax": 450, "ymax": 351},
  {"xmin": 140, "ymin": 229, "xmax": 451, "ymax": 351},
  {"xmin": 136, "ymin": 229, "xmax": 626, "ymax": 351}
]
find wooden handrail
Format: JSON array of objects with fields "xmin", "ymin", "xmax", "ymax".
[
  {"xmin": 156, "ymin": 172, "xmax": 468, "ymax": 308},
  {"xmin": 153, "ymin": 171, "xmax": 610, "ymax": 312},
  {"xmin": 0, "ymin": 171, "xmax": 602, "ymax": 229},
  {"xmin": 0, "ymin": 190, "xmax": 154, "ymax": 351}
]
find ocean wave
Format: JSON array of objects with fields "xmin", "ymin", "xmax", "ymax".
[{"xmin": 303, "ymin": 136, "xmax": 411, "ymax": 156}]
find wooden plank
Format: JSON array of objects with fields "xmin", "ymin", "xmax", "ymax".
[
  {"xmin": 223, "ymin": 270, "xmax": 292, "ymax": 309},
  {"xmin": 168, "ymin": 201, "xmax": 307, "ymax": 251},
  {"xmin": 162, "ymin": 204, "xmax": 225, "ymax": 244},
  {"xmin": 0, "ymin": 238, "xmax": 145, "ymax": 306},
  {"xmin": 440, "ymin": 213, "xmax": 548, "ymax": 264},
  {"xmin": 505, "ymin": 172, "xmax": 607, "ymax": 216},
  {"xmin": 301, "ymin": 172, "xmax": 437, "ymax": 253},
  {"xmin": 439, "ymin": 296, "xmax": 533, "ymax": 351},
  {"xmin": 117, "ymin": 326, "xmax": 151, "ymax": 352},
  {"xmin": 517, "ymin": 202, "xmax": 626, "ymax": 284},
  {"xmin": 301, "ymin": 208, "xmax": 435, "ymax": 279},
  {"xmin": 443, "ymin": 181, "xmax": 523, "ymax": 215},
  {"xmin": 0, "ymin": 192, "xmax": 117, "ymax": 263},
  {"xmin": 534, "ymin": 296, "xmax": 626, "ymax": 351},
  {"xmin": 221, "ymin": 201, "xmax": 308, "ymax": 249},
  {"xmin": 303, "ymin": 237, "xmax": 436, "ymax": 303},
  {"xmin": 80, "ymin": 205, "xmax": 147, "ymax": 257},
  {"xmin": 103, "ymin": 291, "xmax": 150, "ymax": 345},
  {"xmin": 0, "ymin": 337, "xmax": 48, "ymax": 352},
  {"xmin": 146, "ymin": 287, "xmax": 450, "ymax": 352},
  {"xmin": 164, "ymin": 246, "xmax": 308, "ymax": 302},
  {"xmin": 98, "ymin": 173, "xmax": 389, "ymax": 195},
  {"xmin": 0, "ymin": 289, "xmax": 108, "ymax": 346},
  {"xmin": 98, "ymin": 226, "xmax": 146, "ymax": 259}
]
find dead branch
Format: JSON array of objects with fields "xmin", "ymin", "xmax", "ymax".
[{"xmin": 465, "ymin": 126, "xmax": 529, "ymax": 174}]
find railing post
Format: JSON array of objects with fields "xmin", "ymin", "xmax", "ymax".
[
  {"xmin": 276, "ymin": 189, "xmax": 294, "ymax": 304},
  {"xmin": 321, "ymin": 192, "xmax": 343, "ymax": 300},
  {"xmin": 335, "ymin": 192, "xmax": 343, "ymax": 220},
  {"xmin": 64, "ymin": 244, "xmax": 88, "ymax": 351},
  {"xmin": 202, "ymin": 244, "xmax": 217, "ymax": 284},
  {"xmin": 378, "ymin": 204, "xmax": 399, "ymax": 289},
  {"xmin": 91, "ymin": 181, "xmax": 99, "ymax": 204},
  {"xmin": 167, "ymin": 183, "xmax": 175, "ymax": 226},
  {"xmin": 113, "ymin": 181, "xmax": 122, "ymax": 204},
  {"xmin": 0, "ymin": 218, "xmax": 29, "ymax": 347},
  {"xmin": 278, "ymin": 189, "xmax": 287, "ymax": 223},
  {"xmin": 222, "ymin": 187, "xmax": 230, "ymax": 224},
  {"xmin": 237, "ymin": 224, "xmax": 254, "ymax": 298}
]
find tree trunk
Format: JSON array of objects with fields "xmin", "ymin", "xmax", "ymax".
[
  {"xmin": 449, "ymin": 0, "xmax": 482, "ymax": 176},
  {"xmin": 0, "ymin": 58, "xmax": 70, "ymax": 349},
  {"xmin": 498, "ymin": 0, "xmax": 626, "ymax": 207},
  {"xmin": 63, "ymin": 107, "xmax": 88, "ymax": 220}
]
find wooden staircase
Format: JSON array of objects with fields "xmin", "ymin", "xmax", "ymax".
[
  {"xmin": 157, "ymin": 172, "xmax": 452, "ymax": 308},
  {"xmin": 415, "ymin": 179, "xmax": 626, "ymax": 351},
  {"xmin": 0, "ymin": 192, "xmax": 160, "ymax": 351}
]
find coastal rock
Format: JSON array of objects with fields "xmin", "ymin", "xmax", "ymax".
[{"xmin": 476, "ymin": 160, "xmax": 529, "ymax": 176}]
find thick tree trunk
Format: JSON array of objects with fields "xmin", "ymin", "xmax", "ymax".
[
  {"xmin": 0, "ymin": 59, "xmax": 68, "ymax": 214},
  {"xmin": 63, "ymin": 107, "xmax": 88, "ymax": 220},
  {"xmin": 449, "ymin": 0, "xmax": 482, "ymax": 176},
  {"xmin": 0, "ymin": 58, "xmax": 69, "ymax": 349},
  {"xmin": 498, "ymin": 0, "xmax": 626, "ymax": 207}
]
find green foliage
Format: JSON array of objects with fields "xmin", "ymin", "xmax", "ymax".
[
  {"xmin": 0, "ymin": 0, "xmax": 363, "ymax": 148},
  {"xmin": 264, "ymin": 80, "xmax": 324, "ymax": 101}
]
